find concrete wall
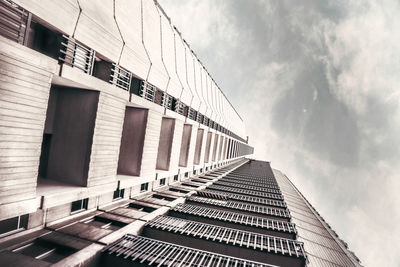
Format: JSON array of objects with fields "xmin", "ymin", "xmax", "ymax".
[{"xmin": 0, "ymin": 36, "xmax": 57, "ymax": 219}]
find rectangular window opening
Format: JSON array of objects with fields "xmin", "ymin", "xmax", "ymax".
[
  {"xmin": 140, "ymin": 183, "xmax": 149, "ymax": 192},
  {"xmin": 71, "ymin": 198, "xmax": 88, "ymax": 214}
]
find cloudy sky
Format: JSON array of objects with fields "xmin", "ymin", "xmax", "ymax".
[{"xmin": 160, "ymin": 0, "xmax": 400, "ymax": 266}]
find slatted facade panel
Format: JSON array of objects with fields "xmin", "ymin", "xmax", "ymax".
[
  {"xmin": 207, "ymin": 184, "xmax": 284, "ymax": 200},
  {"xmin": 74, "ymin": 0, "xmax": 123, "ymax": 62},
  {"xmin": 171, "ymin": 203, "xmax": 296, "ymax": 235},
  {"xmin": 187, "ymin": 196, "xmax": 291, "ymax": 220},
  {"xmin": 103, "ymin": 235, "xmax": 276, "ymax": 267},
  {"xmin": 198, "ymin": 189, "xmax": 287, "ymax": 208},
  {"xmin": 87, "ymin": 90, "xmax": 127, "ymax": 187},
  {"xmin": 144, "ymin": 216, "xmax": 306, "ymax": 258},
  {"xmin": 0, "ymin": 36, "xmax": 56, "ymax": 209},
  {"xmin": 139, "ymin": 109, "xmax": 162, "ymax": 177},
  {"xmin": 115, "ymin": 0, "xmax": 150, "ymax": 80}
]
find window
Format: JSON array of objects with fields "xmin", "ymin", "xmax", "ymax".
[
  {"xmin": 156, "ymin": 118, "xmax": 175, "ymax": 170},
  {"xmin": 184, "ymin": 172, "xmax": 188, "ymax": 178},
  {"xmin": 140, "ymin": 183, "xmax": 149, "ymax": 192},
  {"xmin": 27, "ymin": 22, "xmax": 62, "ymax": 60},
  {"xmin": 92, "ymin": 54, "xmax": 113, "ymax": 82},
  {"xmin": 152, "ymin": 194, "xmax": 176, "ymax": 201},
  {"xmin": 200, "ymin": 168, "xmax": 203, "ymax": 173},
  {"xmin": 160, "ymin": 178, "xmax": 166, "ymax": 186},
  {"xmin": 129, "ymin": 203, "xmax": 156, "ymax": 213},
  {"xmin": 174, "ymin": 175, "xmax": 179, "ymax": 181},
  {"xmin": 113, "ymin": 188, "xmax": 125, "ymax": 200},
  {"xmin": 13, "ymin": 239, "xmax": 77, "ymax": 263},
  {"xmin": 0, "ymin": 214, "xmax": 28, "ymax": 237},
  {"xmin": 71, "ymin": 198, "xmax": 88, "ymax": 213}
]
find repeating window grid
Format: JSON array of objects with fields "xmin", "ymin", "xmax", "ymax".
[
  {"xmin": 218, "ymin": 178, "xmax": 280, "ymax": 190},
  {"xmin": 146, "ymin": 216, "xmax": 305, "ymax": 258},
  {"xmin": 172, "ymin": 203, "xmax": 297, "ymax": 234},
  {"xmin": 207, "ymin": 184, "xmax": 284, "ymax": 200},
  {"xmin": 214, "ymin": 181, "xmax": 281, "ymax": 194},
  {"xmin": 187, "ymin": 196, "xmax": 291, "ymax": 218},
  {"xmin": 59, "ymin": 35, "xmax": 95, "ymax": 74},
  {"xmin": 103, "ymin": 235, "xmax": 276, "ymax": 267},
  {"xmin": 199, "ymin": 189, "xmax": 287, "ymax": 208},
  {"xmin": 110, "ymin": 64, "xmax": 132, "ymax": 91},
  {"xmin": 140, "ymin": 81, "xmax": 156, "ymax": 102}
]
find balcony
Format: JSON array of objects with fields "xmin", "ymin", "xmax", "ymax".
[{"xmin": 142, "ymin": 216, "xmax": 306, "ymax": 267}]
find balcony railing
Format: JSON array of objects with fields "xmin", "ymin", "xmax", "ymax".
[
  {"xmin": 59, "ymin": 35, "xmax": 95, "ymax": 74},
  {"xmin": 140, "ymin": 81, "xmax": 156, "ymax": 102},
  {"xmin": 198, "ymin": 189, "xmax": 287, "ymax": 208},
  {"xmin": 214, "ymin": 180, "xmax": 281, "ymax": 193},
  {"xmin": 103, "ymin": 234, "xmax": 277, "ymax": 267},
  {"xmin": 187, "ymin": 196, "xmax": 291, "ymax": 219},
  {"xmin": 207, "ymin": 184, "xmax": 284, "ymax": 200},
  {"xmin": 171, "ymin": 203, "xmax": 297, "ymax": 234},
  {"xmin": 145, "ymin": 216, "xmax": 305, "ymax": 258},
  {"xmin": 110, "ymin": 64, "xmax": 131, "ymax": 91}
]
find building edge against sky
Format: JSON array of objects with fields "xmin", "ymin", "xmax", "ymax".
[{"xmin": 0, "ymin": 0, "xmax": 361, "ymax": 266}]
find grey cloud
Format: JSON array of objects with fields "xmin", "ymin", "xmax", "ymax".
[{"xmin": 160, "ymin": 0, "xmax": 400, "ymax": 265}]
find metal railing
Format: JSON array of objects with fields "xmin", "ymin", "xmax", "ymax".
[
  {"xmin": 103, "ymin": 234, "xmax": 277, "ymax": 267},
  {"xmin": 140, "ymin": 81, "xmax": 156, "ymax": 102},
  {"xmin": 0, "ymin": 0, "xmax": 30, "ymax": 44},
  {"xmin": 145, "ymin": 216, "xmax": 305, "ymax": 258},
  {"xmin": 172, "ymin": 203, "xmax": 297, "ymax": 234},
  {"xmin": 59, "ymin": 35, "xmax": 95, "ymax": 74},
  {"xmin": 110, "ymin": 64, "xmax": 131, "ymax": 91},
  {"xmin": 217, "ymin": 178, "xmax": 281, "ymax": 190},
  {"xmin": 188, "ymin": 107, "xmax": 197, "ymax": 121},
  {"xmin": 187, "ymin": 196, "xmax": 291, "ymax": 219},
  {"xmin": 213, "ymin": 181, "xmax": 281, "ymax": 194},
  {"xmin": 198, "ymin": 189, "xmax": 287, "ymax": 208},
  {"xmin": 162, "ymin": 92, "xmax": 174, "ymax": 110},
  {"xmin": 207, "ymin": 184, "xmax": 284, "ymax": 200}
]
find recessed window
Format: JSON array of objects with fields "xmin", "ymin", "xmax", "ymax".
[
  {"xmin": 160, "ymin": 178, "xmax": 166, "ymax": 186},
  {"xmin": 71, "ymin": 198, "xmax": 88, "ymax": 214},
  {"xmin": 13, "ymin": 239, "xmax": 77, "ymax": 263},
  {"xmin": 140, "ymin": 183, "xmax": 149, "ymax": 192},
  {"xmin": 92, "ymin": 54, "xmax": 113, "ymax": 82},
  {"xmin": 0, "ymin": 214, "xmax": 28, "ymax": 237},
  {"xmin": 184, "ymin": 172, "xmax": 188, "ymax": 178},
  {"xmin": 200, "ymin": 168, "xmax": 203, "ymax": 173},
  {"xmin": 174, "ymin": 175, "xmax": 179, "ymax": 181},
  {"xmin": 113, "ymin": 188, "xmax": 125, "ymax": 200},
  {"xmin": 152, "ymin": 194, "xmax": 176, "ymax": 201}
]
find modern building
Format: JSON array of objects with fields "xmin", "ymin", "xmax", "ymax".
[{"xmin": 0, "ymin": 0, "xmax": 360, "ymax": 266}]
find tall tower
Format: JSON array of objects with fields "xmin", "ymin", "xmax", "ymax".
[{"xmin": 102, "ymin": 160, "xmax": 362, "ymax": 267}]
